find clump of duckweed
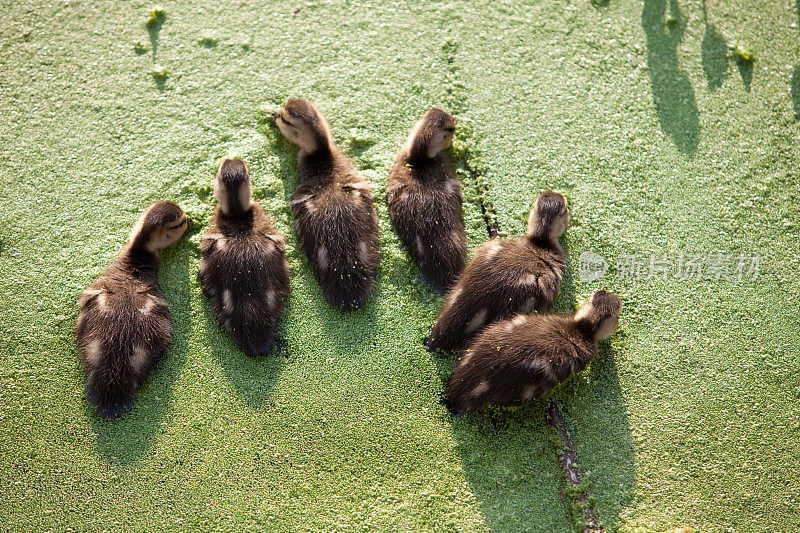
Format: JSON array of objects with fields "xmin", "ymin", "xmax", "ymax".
[
  {"xmin": 733, "ymin": 44, "xmax": 754, "ymax": 63},
  {"xmin": 151, "ymin": 65, "xmax": 168, "ymax": 79},
  {"xmin": 146, "ymin": 5, "xmax": 166, "ymax": 27}
]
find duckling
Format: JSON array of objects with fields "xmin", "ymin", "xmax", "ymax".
[
  {"xmin": 386, "ymin": 108, "xmax": 465, "ymax": 292},
  {"xmin": 273, "ymin": 99, "xmax": 379, "ymax": 310},
  {"xmin": 75, "ymin": 201, "xmax": 188, "ymax": 418},
  {"xmin": 445, "ymin": 291, "xmax": 622, "ymax": 415},
  {"xmin": 425, "ymin": 191, "xmax": 570, "ymax": 353},
  {"xmin": 199, "ymin": 158, "xmax": 291, "ymax": 356}
]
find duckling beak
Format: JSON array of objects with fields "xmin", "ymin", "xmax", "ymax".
[{"xmin": 271, "ymin": 110, "xmax": 280, "ymax": 124}]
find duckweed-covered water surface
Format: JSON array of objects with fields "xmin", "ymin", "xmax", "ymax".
[{"xmin": 1, "ymin": 0, "xmax": 798, "ymax": 531}]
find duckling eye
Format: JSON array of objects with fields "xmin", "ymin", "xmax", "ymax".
[{"xmin": 444, "ymin": 127, "xmax": 455, "ymax": 133}]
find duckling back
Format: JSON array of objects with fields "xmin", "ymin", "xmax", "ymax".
[
  {"xmin": 291, "ymin": 156, "xmax": 379, "ymax": 310},
  {"xmin": 387, "ymin": 156, "xmax": 466, "ymax": 292},
  {"xmin": 199, "ymin": 206, "xmax": 290, "ymax": 356},
  {"xmin": 445, "ymin": 314, "xmax": 595, "ymax": 415},
  {"xmin": 425, "ymin": 236, "xmax": 565, "ymax": 353},
  {"xmin": 76, "ymin": 265, "xmax": 172, "ymax": 417}
]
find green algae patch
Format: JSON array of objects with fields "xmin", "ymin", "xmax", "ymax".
[
  {"xmin": 733, "ymin": 44, "xmax": 754, "ymax": 63},
  {"xmin": 151, "ymin": 64, "xmax": 169, "ymax": 79}
]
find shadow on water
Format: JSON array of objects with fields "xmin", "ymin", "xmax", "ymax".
[
  {"xmin": 89, "ymin": 237, "xmax": 192, "ymax": 465},
  {"xmin": 147, "ymin": 14, "xmax": 164, "ymax": 62},
  {"xmin": 736, "ymin": 57, "xmax": 753, "ymax": 93},
  {"xmin": 202, "ymin": 302, "xmax": 286, "ymax": 410},
  {"xmin": 642, "ymin": 0, "xmax": 700, "ymax": 155},
  {"xmin": 152, "ymin": 72, "xmax": 167, "ymax": 92},
  {"xmin": 552, "ymin": 238, "xmax": 576, "ymax": 316},
  {"xmin": 792, "ymin": 64, "xmax": 800, "ymax": 119},
  {"xmin": 553, "ymin": 336, "xmax": 636, "ymax": 531},
  {"xmin": 426, "ymin": 348, "xmax": 572, "ymax": 530},
  {"xmin": 700, "ymin": 0, "xmax": 728, "ymax": 92},
  {"xmin": 428, "ymin": 237, "xmax": 634, "ymax": 531}
]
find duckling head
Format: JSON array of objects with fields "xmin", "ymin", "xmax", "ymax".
[
  {"xmin": 273, "ymin": 99, "xmax": 333, "ymax": 154},
  {"xmin": 214, "ymin": 158, "xmax": 253, "ymax": 217},
  {"xmin": 406, "ymin": 108, "xmax": 457, "ymax": 161},
  {"xmin": 526, "ymin": 191, "xmax": 570, "ymax": 244},
  {"xmin": 574, "ymin": 290, "xmax": 622, "ymax": 341},
  {"xmin": 128, "ymin": 201, "xmax": 188, "ymax": 253}
]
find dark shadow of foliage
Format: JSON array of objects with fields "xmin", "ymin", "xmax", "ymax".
[
  {"xmin": 791, "ymin": 63, "xmax": 800, "ymax": 119},
  {"xmin": 642, "ymin": 0, "xmax": 700, "ymax": 155},
  {"xmin": 700, "ymin": 0, "xmax": 728, "ymax": 92}
]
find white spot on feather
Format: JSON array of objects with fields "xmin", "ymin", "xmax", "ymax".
[
  {"xmin": 538, "ymin": 275, "xmax": 555, "ymax": 295},
  {"xmin": 470, "ymin": 380, "xmax": 489, "ymax": 397},
  {"xmin": 212, "ymin": 236, "xmax": 227, "ymax": 252},
  {"xmin": 79, "ymin": 288, "xmax": 103, "ymax": 307},
  {"xmin": 511, "ymin": 315, "xmax": 527, "ymax": 327},
  {"xmin": 317, "ymin": 247, "xmax": 329, "ymax": 269},
  {"xmin": 358, "ymin": 241, "xmax": 369, "ymax": 265},
  {"xmin": 85, "ymin": 339, "xmax": 103, "ymax": 366},
  {"xmin": 130, "ymin": 345, "xmax": 148, "ymax": 373},
  {"xmin": 447, "ymin": 287, "xmax": 462, "ymax": 306},
  {"xmin": 139, "ymin": 297, "xmax": 156, "ymax": 315},
  {"xmin": 518, "ymin": 273, "xmax": 537, "ymax": 286},
  {"xmin": 223, "ymin": 290, "xmax": 233, "ymax": 312},
  {"xmin": 415, "ymin": 236, "xmax": 424, "ymax": 256},
  {"xmin": 522, "ymin": 386, "xmax": 537, "ymax": 401},
  {"xmin": 444, "ymin": 180, "xmax": 456, "ymax": 196},
  {"xmin": 450, "ymin": 229, "xmax": 463, "ymax": 249},
  {"xmin": 524, "ymin": 357, "xmax": 547, "ymax": 372},
  {"xmin": 483, "ymin": 240, "xmax": 502, "ymax": 260},
  {"xmin": 291, "ymin": 195, "xmax": 316, "ymax": 215},
  {"xmin": 290, "ymin": 194, "xmax": 313, "ymax": 206},
  {"xmin": 465, "ymin": 308, "xmax": 488, "ymax": 334},
  {"xmin": 96, "ymin": 292, "xmax": 108, "ymax": 313},
  {"xmin": 265, "ymin": 289, "xmax": 275, "ymax": 309}
]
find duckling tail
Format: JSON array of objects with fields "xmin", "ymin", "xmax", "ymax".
[
  {"xmin": 85, "ymin": 360, "xmax": 137, "ymax": 419},
  {"xmin": 223, "ymin": 298, "xmax": 281, "ymax": 357}
]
